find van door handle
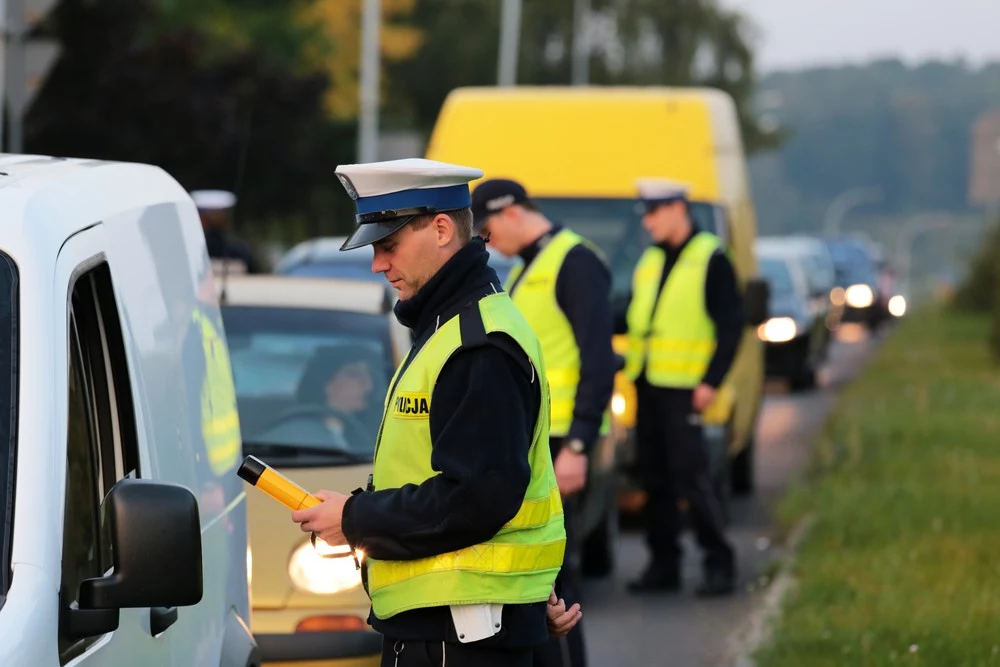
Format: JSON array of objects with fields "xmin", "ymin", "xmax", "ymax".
[{"xmin": 150, "ymin": 606, "xmax": 178, "ymax": 636}]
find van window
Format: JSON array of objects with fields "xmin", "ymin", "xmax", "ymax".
[
  {"xmin": 0, "ymin": 254, "xmax": 17, "ymax": 605},
  {"xmin": 59, "ymin": 263, "xmax": 140, "ymax": 663}
]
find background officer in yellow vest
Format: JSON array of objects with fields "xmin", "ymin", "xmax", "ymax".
[
  {"xmin": 470, "ymin": 178, "xmax": 616, "ymax": 667},
  {"xmin": 623, "ymin": 178, "xmax": 745, "ymax": 598},
  {"xmin": 290, "ymin": 158, "xmax": 580, "ymax": 667}
]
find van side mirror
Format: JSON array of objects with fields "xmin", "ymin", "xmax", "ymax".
[
  {"xmin": 61, "ymin": 479, "xmax": 203, "ymax": 640},
  {"xmin": 744, "ymin": 278, "xmax": 770, "ymax": 327}
]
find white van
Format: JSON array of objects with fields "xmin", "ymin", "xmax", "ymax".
[{"xmin": 0, "ymin": 154, "xmax": 259, "ymax": 666}]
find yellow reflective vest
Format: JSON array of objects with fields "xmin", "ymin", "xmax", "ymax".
[
  {"xmin": 624, "ymin": 232, "xmax": 720, "ymax": 388},
  {"xmin": 505, "ymin": 229, "xmax": 611, "ymax": 438},
  {"xmin": 192, "ymin": 309, "xmax": 241, "ymax": 476},
  {"xmin": 367, "ymin": 292, "xmax": 565, "ymax": 619}
]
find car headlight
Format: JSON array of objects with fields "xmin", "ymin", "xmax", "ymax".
[
  {"xmin": 888, "ymin": 295, "xmax": 907, "ymax": 317},
  {"xmin": 845, "ymin": 284, "xmax": 874, "ymax": 308},
  {"xmin": 289, "ymin": 540, "xmax": 363, "ymax": 595},
  {"xmin": 611, "ymin": 392, "xmax": 626, "ymax": 417},
  {"xmin": 757, "ymin": 317, "xmax": 797, "ymax": 343},
  {"xmin": 829, "ymin": 286, "xmax": 846, "ymax": 307}
]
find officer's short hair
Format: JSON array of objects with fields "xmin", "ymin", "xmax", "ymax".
[{"xmin": 411, "ymin": 207, "xmax": 474, "ymax": 243}]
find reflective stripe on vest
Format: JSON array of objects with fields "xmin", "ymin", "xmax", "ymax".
[
  {"xmin": 505, "ymin": 229, "xmax": 610, "ymax": 437},
  {"xmin": 192, "ymin": 309, "xmax": 242, "ymax": 476},
  {"xmin": 624, "ymin": 232, "xmax": 720, "ymax": 388},
  {"xmin": 367, "ymin": 292, "xmax": 565, "ymax": 619}
]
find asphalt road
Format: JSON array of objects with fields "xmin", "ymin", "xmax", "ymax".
[{"xmin": 580, "ymin": 323, "xmax": 882, "ymax": 667}]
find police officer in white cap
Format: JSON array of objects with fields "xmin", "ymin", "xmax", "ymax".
[
  {"xmin": 289, "ymin": 158, "xmax": 580, "ymax": 666},
  {"xmin": 622, "ymin": 178, "xmax": 744, "ymax": 597},
  {"xmin": 190, "ymin": 189, "xmax": 262, "ymax": 276}
]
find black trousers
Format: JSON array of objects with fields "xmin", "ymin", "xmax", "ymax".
[
  {"xmin": 379, "ymin": 638, "xmax": 532, "ymax": 666},
  {"xmin": 532, "ymin": 444, "xmax": 587, "ymax": 667},
  {"xmin": 635, "ymin": 380, "xmax": 734, "ymax": 573}
]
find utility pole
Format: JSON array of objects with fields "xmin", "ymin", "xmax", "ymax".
[
  {"xmin": 0, "ymin": 0, "xmax": 7, "ymax": 151},
  {"xmin": 357, "ymin": 0, "xmax": 380, "ymax": 163},
  {"xmin": 571, "ymin": 0, "xmax": 589, "ymax": 86},
  {"xmin": 2, "ymin": 0, "xmax": 60, "ymax": 154},
  {"xmin": 497, "ymin": 0, "xmax": 522, "ymax": 86}
]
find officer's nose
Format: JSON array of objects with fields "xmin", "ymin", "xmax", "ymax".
[{"xmin": 371, "ymin": 247, "xmax": 390, "ymax": 274}]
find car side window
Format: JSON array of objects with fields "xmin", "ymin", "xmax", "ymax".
[{"xmin": 59, "ymin": 262, "xmax": 141, "ymax": 664}]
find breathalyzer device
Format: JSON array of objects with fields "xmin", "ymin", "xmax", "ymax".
[{"xmin": 237, "ymin": 455, "xmax": 322, "ymax": 511}]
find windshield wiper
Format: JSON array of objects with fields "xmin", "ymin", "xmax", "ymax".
[{"xmin": 243, "ymin": 442, "xmax": 372, "ymax": 465}]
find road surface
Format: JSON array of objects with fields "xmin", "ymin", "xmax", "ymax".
[{"xmin": 581, "ymin": 324, "xmax": 880, "ymax": 667}]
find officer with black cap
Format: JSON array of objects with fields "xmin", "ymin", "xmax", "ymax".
[
  {"xmin": 471, "ymin": 178, "xmax": 617, "ymax": 667},
  {"xmin": 290, "ymin": 158, "xmax": 581, "ymax": 667},
  {"xmin": 623, "ymin": 178, "xmax": 744, "ymax": 597}
]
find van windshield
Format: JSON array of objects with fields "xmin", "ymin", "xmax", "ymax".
[
  {"xmin": 0, "ymin": 253, "xmax": 17, "ymax": 601},
  {"xmin": 221, "ymin": 306, "xmax": 395, "ymax": 467},
  {"xmin": 532, "ymin": 197, "xmax": 721, "ymax": 301}
]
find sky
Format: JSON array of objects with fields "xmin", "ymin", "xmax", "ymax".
[{"xmin": 720, "ymin": 0, "xmax": 1000, "ymax": 72}]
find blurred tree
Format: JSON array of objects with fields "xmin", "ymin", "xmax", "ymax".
[
  {"xmin": 26, "ymin": 0, "xmax": 356, "ymax": 238},
  {"xmin": 387, "ymin": 0, "xmax": 782, "ymax": 152},
  {"xmin": 302, "ymin": 0, "xmax": 422, "ymax": 120}
]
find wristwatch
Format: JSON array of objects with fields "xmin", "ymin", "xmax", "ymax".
[{"xmin": 565, "ymin": 438, "xmax": 586, "ymax": 455}]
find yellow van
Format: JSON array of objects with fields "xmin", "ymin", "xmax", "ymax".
[{"xmin": 425, "ymin": 86, "xmax": 769, "ymax": 512}]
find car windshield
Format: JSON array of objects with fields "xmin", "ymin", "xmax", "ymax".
[
  {"xmin": 0, "ymin": 253, "xmax": 16, "ymax": 601},
  {"xmin": 532, "ymin": 197, "xmax": 721, "ymax": 301},
  {"xmin": 221, "ymin": 306, "xmax": 394, "ymax": 466},
  {"xmin": 758, "ymin": 258, "xmax": 796, "ymax": 296},
  {"xmin": 827, "ymin": 241, "xmax": 877, "ymax": 287}
]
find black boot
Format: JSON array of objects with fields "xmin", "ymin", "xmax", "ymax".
[
  {"xmin": 695, "ymin": 568, "xmax": 735, "ymax": 597},
  {"xmin": 627, "ymin": 565, "xmax": 681, "ymax": 594}
]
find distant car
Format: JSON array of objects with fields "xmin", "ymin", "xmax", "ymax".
[
  {"xmin": 275, "ymin": 235, "xmax": 518, "ymax": 285},
  {"xmin": 755, "ymin": 244, "xmax": 828, "ymax": 390},
  {"xmin": 757, "ymin": 235, "xmax": 839, "ymax": 338},
  {"xmin": 220, "ymin": 274, "xmax": 405, "ymax": 667},
  {"xmin": 824, "ymin": 237, "xmax": 883, "ymax": 329}
]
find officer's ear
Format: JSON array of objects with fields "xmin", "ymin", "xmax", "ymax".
[{"xmin": 433, "ymin": 213, "xmax": 457, "ymax": 248}]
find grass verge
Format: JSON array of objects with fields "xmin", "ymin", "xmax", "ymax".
[{"xmin": 754, "ymin": 307, "xmax": 1000, "ymax": 667}]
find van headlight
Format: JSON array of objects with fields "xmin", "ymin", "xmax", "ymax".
[
  {"xmin": 288, "ymin": 541, "xmax": 363, "ymax": 596},
  {"xmin": 845, "ymin": 284, "xmax": 874, "ymax": 308},
  {"xmin": 611, "ymin": 392, "xmax": 627, "ymax": 417},
  {"xmin": 757, "ymin": 317, "xmax": 797, "ymax": 343}
]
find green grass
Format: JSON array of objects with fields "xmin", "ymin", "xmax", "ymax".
[{"xmin": 755, "ymin": 308, "xmax": 1000, "ymax": 667}]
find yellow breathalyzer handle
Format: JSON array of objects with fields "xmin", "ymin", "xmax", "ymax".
[{"xmin": 237, "ymin": 455, "xmax": 322, "ymax": 511}]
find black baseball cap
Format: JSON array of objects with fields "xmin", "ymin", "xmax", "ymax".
[{"xmin": 470, "ymin": 179, "xmax": 531, "ymax": 231}]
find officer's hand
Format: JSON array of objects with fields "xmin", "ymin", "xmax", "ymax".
[
  {"xmin": 291, "ymin": 490, "xmax": 349, "ymax": 546},
  {"xmin": 692, "ymin": 383, "xmax": 718, "ymax": 413},
  {"xmin": 546, "ymin": 588, "xmax": 582, "ymax": 637},
  {"xmin": 554, "ymin": 447, "xmax": 588, "ymax": 497}
]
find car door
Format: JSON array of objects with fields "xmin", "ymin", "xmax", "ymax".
[{"xmin": 55, "ymin": 225, "xmax": 173, "ymax": 667}]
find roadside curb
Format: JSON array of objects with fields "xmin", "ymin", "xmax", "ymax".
[{"xmin": 724, "ymin": 514, "xmax": 816, "ymax": 667}]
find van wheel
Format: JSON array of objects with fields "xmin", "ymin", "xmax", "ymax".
[
  {"xmin": 580, "ymin": 505, "xmax": 619, "ymax": 578},
  {"xmin": 731, "ymin": 433, "xmax": 755, "ymax": 497}
]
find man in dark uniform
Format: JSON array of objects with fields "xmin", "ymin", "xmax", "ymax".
[
  {"xmin": 190, "ymin": 190, "xmax": 263, "ymax": 276},
  {"xmin": 623, "ymin": 178, "xmax": 744, "ymax": 597},
  {"xmin": 471, "ymin": 178, "xmax": 617, "ymax": 667},
  {"xmin": 290, "ymin": 158, "xmax": 581, "ymax": 667}
]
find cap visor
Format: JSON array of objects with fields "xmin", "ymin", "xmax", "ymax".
[{"xmin": 340, "ymin": 217, "xmax": 413, "ymax": 251}]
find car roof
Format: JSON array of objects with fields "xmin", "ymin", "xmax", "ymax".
[{"xmin": 217, "ymin": 274, "xmax": 394, "ymax": 314}]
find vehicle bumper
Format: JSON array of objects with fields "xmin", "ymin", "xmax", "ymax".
[
  {"xmin": 253, "ymin": 608, "xmax": 381, "ymax": 666},
  {"xmin": 764, "ymin": 335, "xmax": 810, "ymax": 378},
  {"xmin": 840, "ymin": 303, "xmax": 878, "ymax": 325}
]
